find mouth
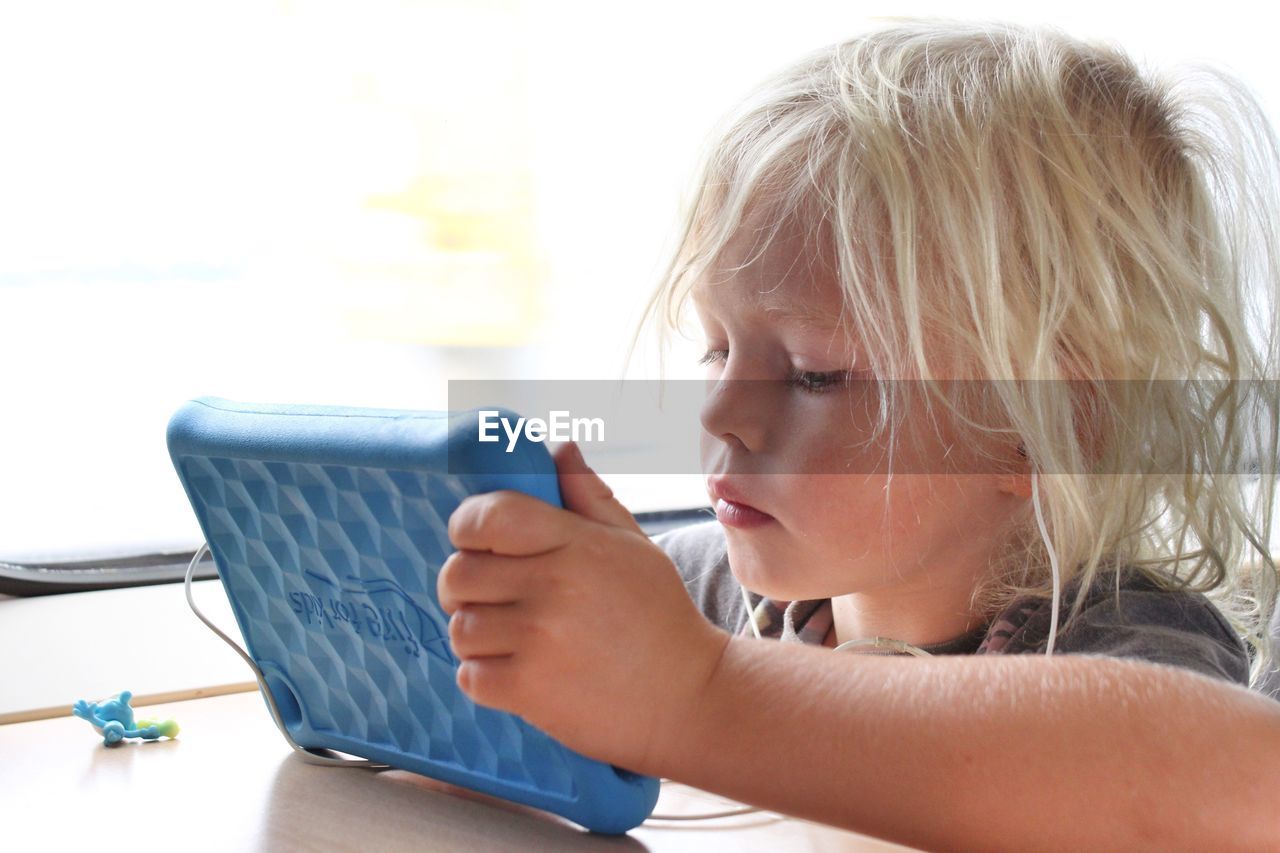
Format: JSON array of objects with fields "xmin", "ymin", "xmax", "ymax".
[{"xmin": 707, "ymin": 476, "xmax": 776, "ymax": 529}]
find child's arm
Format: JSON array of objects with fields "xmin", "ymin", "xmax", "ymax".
[
  {"xmin": 648, "ymin": 635, "xmax": 1280, "ymax": 852},
  {"xmin": 440, "ymin": 446, "xmax": 1280, "ymax": 850}
]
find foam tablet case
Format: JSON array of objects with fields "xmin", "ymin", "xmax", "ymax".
[{"xmin": 166, "ymin": 396, "xmax": 660, "ymax": 834}]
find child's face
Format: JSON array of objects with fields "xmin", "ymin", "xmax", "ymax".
[{"xmin": 694, "ymin": 208, "xmax": 1023, "ymax": 604}]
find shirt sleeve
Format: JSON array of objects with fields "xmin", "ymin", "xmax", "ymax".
[{"xmin": 989, "ymin": 571, "xmax": 1252, "ymax": 688}]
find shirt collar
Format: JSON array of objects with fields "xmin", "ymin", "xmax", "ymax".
[{"xmin": 744, "ymin": 596, "xmax": 990, "ymax": 656}]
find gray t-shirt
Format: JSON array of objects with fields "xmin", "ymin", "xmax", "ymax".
[{"xmin": 652, "ymin": 519, "xmax": 1252, "ymax": 688}]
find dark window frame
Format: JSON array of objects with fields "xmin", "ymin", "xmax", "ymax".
[{"xmin": 0, "ymin": 505, "xmax": 714, "ymax": 596}]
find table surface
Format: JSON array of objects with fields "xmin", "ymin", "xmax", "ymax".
[
  {"xmin": 1, "ymin": 690, "xmax": 919, "ymax": 851},
  {"xmin": 0, "ymin": 560, "xmax": 920, "ymax": 850}
]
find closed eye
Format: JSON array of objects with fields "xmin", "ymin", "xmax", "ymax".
[
  {"xmin": 785, "ymin": 367, "xmax": 849, "ymax": 394},
  {"xmin": 698, "ymin": 347, "xmax": 853, "ymax": 395}
]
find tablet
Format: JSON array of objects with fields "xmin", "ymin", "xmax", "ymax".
[{"xmin": 166, "ymin": 396, "xmax": 660, "ymax": 834}]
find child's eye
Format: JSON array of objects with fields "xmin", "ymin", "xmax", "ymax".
[
  {"xmin": 699, "ymin": 347, "xmax": 849, "ymax": 395},
  {"xmin": 785, "ymin": 367, "xmax": 849, "ymax": 394}
]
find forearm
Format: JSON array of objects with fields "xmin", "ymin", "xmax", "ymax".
[{"xmin": 646, "ymin": 635, "xmax": 1280, "ymax": 852}]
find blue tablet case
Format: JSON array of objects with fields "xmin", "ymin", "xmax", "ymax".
[{"xmin": 166, "ymin": 396, "xmax": 660, "ymax": 834}]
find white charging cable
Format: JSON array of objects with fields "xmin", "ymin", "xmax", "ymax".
[
  {"xmin": 185, "ymin": 543, "xmax": 388, "ymax": 768},
  {"xmin": 1029, "ymin": 469, "xmax": 1062, "ymax": 656},
  {"xmin": 741, "ymin": 584, "xmax": 763, "ymax": 639}
]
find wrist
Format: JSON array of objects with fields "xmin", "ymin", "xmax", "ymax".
[{"xmin": 634, "ymin": 626, "xmax": 738, "ymax": 779}]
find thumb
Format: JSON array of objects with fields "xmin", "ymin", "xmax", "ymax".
[{"xmin": 550, "ymin": 440, "xmax": 645, "ymax": 536}]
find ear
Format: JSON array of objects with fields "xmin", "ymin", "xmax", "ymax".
[
  {"xmin": 996, "ymin": 472, "xmax": 1033, "ymax": 499},
  {"xmin": 996, "ymin": 441, "xmax": 1032, "ymax": 498}
]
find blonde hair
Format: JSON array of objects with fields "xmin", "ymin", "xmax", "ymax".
[{"xmin": 626, "ymin": 17, "xmax": 1280, "ymax": 689}]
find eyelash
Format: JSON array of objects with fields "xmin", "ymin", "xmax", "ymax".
[{"xmin": 697, "ymin": 348, "xmax": 850, "ymax": 394}]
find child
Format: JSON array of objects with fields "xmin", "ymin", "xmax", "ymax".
[{"xmin": 438, "ymin": 18, "xmax": 1280, "ymax": 848}]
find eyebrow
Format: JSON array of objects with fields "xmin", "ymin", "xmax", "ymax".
[
  {"xmin": 690, "ymin": 285, "xmax": 839, "ymax": 330},
  {"xmin": 759, "ymin": 300, "xmax": 839, "ymax": 329}
]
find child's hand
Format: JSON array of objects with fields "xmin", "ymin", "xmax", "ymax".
[{"xmin": 438, "ymin": 440, "xmax": 731, "ymax": 775}]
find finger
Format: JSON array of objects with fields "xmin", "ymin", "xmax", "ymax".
[
  {"xmin": 549, "ymin": 440, "xmax": 645, "ymax": 536},
  {"xmin": 448, "ymin": 602, "xmax": 533, "ymax": 660},
  {"xmin": 456, "ymin": 655, "xmax": 523, "ymax": 712},
  {"xmin": 437, "ymin": 548, "xmax": 541, "ymax": 615},
  {"xmin": 447, "ymin": 489, "xmax": 576, "ymax": 556}
]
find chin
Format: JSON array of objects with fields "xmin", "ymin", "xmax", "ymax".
[
  {"xmin": 727, "ymin": 560, "xmax": 818, "ymax": 602},
  {"xmin": 727, "ymin": 539, "xmax": 872, "ymax": 601}
]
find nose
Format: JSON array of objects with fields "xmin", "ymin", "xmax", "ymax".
[{"xmin": 698, "ymin": 368, "xmax": 775, "ymax": 453}]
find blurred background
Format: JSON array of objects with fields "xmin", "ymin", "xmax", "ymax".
[{"xmin": 1, "ymin": 0, "xmax": 1277, "ymax": 564}]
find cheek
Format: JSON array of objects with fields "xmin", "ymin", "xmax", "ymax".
[
  {"xmin": 822, "ymin": 476, "xmax": 1008, "ymax": 560},
  {"xmin": 785, "ymin": 474, "xmax": 886, "ymax": 538},
  {"xmin": 786, "ymin": 393, "xmax": 893, "ymax": 474},
  {"xmin": 790, "ymin": 475, "xmax": 976, "ymax": 561}
]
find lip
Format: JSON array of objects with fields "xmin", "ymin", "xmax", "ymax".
[{"xmin": 707, "ymin": 476, "xmax": 776, "ymax": 529}]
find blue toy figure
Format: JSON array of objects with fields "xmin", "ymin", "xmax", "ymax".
[{"xmin": 72, "ymin": 690, "xmax": 180, "ymax": 745}]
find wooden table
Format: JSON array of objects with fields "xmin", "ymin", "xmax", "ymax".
[
  {"xmin": 0, "ymin": 582, "xmax": 920, "ymax": 851},
  {"xmin": 1, "ymin": 691, "xmax": 920, "ymax": 851}
]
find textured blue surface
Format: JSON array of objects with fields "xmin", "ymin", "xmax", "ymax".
[{"xmin": 167, "ymin": 397, "xmax": 660, "ymax": 834}]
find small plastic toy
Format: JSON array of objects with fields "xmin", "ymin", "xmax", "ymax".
[{"xmin": 72, "ymin": 690, "xmax": 180, "ymax": 746}]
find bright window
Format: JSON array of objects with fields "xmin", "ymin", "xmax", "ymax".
[{"xmin": 1, "ymin": 2, "xmax": 1277, "ymax": 565}]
